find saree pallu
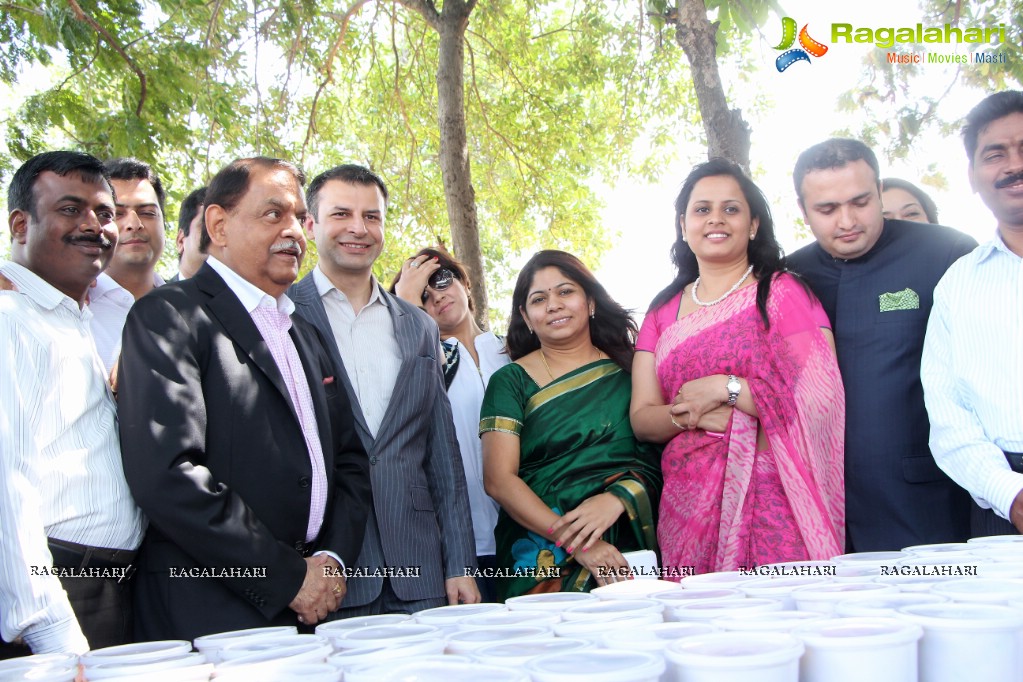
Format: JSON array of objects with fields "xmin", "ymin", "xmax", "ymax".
[
  {"xmin": 480, "ymin": 360, "xmax": 662, "ymax": 601},
  {"xmin": 654, "ymin": 275, "xmax": 844, "ymax": 575}
]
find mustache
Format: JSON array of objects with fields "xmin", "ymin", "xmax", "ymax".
[
  {"xmin": 65, "ymin": 234, "xmax": 114, "ymax": 249},
  {"xmin": 995, "ymin": 171, "xmax": 1023, "ymax": 189},
  {"xmin": 270, "ymin": 239, "xmax": 304, "ymax": 255}
]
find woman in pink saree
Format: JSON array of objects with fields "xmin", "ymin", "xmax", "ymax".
[{"xmin": 630, "ymin": 159, "xmax": 845, "ymax": 575}]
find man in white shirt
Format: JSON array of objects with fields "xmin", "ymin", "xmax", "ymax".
[
  {"xmin": 290, "ymin": 164, "xmax": 479, "ymax": 615},
  {"xmin": 0, "ymin": 151, "xmax": 145, "ymax": 656},
  {"xmin": 89, "ymin": 158, "xmax": 166, "ymax": 374},
  {"xmin": 922, "ymin": 90, "xmax": 1023, "ymax": 536}
]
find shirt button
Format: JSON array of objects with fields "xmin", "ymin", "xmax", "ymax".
[
  {"xmin": 370, "ymin": 456, "xmax": 378, "ymax": 465},
  {"xmin": 298, "ymin": 476, "xmax": 311, "ymax": 488}
]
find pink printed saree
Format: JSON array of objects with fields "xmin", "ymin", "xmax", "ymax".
[{"xmin": 652, "ymin": 275, "xmax": 844, "ymax": 574}]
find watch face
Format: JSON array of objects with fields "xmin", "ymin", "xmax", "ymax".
[{"xmin": 727, "ymin": 378, "xmax": 741, "ymax": 393}]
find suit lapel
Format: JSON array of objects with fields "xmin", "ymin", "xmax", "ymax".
[
  {"xmin": 196, "ymin": 265, "xmax": 299, "ymax": 419},
  {"xmin": 291, "ymin": 276, "xmax": 373, "ymax": 444},
  {"xmin": 290, "ymin": 324, "xmax": 333, "ymax": 471},
  {"xmin": 373, "ymin": 287, "xmax": 418, "ymax": 444}
]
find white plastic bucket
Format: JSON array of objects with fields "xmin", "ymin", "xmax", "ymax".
[
  {"xmin": 212, "ymin": 662, "xmax": 340, "ymax": 682},
  {"xmin": 84, "ymin": 652, "xmax": 206, "ymax": 679},
  {"xmin": 561, "ymin": 598, "xmax": 664, "ymax": 622},
  {"xmin": 591, "ymin": 580, "xmax": 681, "ymax": 600},
  {"xmin": 444, "ymin": 625, "xmax": 550, "ymax": 655},
  {"xmin": 324, "ymin": 638, "xmax": 446, "ymax": 671},
  {"xmin": 931, "ymin": 578, "xmax": 1023, "ymax": 605},
  {"xmin": 711, "ymin": 610, "xmax": 825, "ymax": 632},
  {"xmin": 736, "ymin": 576, "xmax": 831, "ymax": 609},
  {"xmin": 552, "ymin": 614, "xmax": 662, "ymax": 644},
  {"xmin": 897, "ymin": 602, "xmax": 1023, "ymax": 682},
  {"xmin": 792, "ymin": 617, "xmax": 922, "ymax": 682},
  {"xmin": 314, "ymin": 613, "xmax": 410, "ymax": 637},
  {"xmin": 651, "ymin": 589, "xmax": 742, "ymax": 622},
  {"xmin": 669, "ymin": 597, "xmax": 783, "ymax": 623},
  {"xmin": 194, "ymin": 626, "xmax": 297, "ymax": 664},
  {"xmin": 527, "ymin": 650, "xmax": 665, "ymax": 682},
  {"xmin": 216, "ymin": 634, "xmax": 325, "ymax": 662},
  {"xmin": 472, "ymin": 637, "xmax": 593, "ymax": 668},
  {"xmin": 455, "ymin": 609, "xmax": 560, "ymax": 630},
  {"xmin": 213, "ymin": 640, "xmax": 332, "ymax": 669},
  {"xmin": 80, "ymin": 640, "xmax": 192, "ymax": 668},
  {"xmin": 791, "ymin": 582, "xmax": 897, "ymax": 614},
  {"xmin": 0, "ymin": 664, "xmax": 78, "ymax": 682},
  {"xmin": 678, "ymin": 571, "xmax": 751, "ymax": 589},
  {"xmin": 504, "ymin": 592, "xmax": 597, "ymax": 612},
  {"xmin": 833, "ymin": 592, "xmax": 947, "ymax": 617},
  {"xmin": 328, "ymin": 623, "xmax": 442, "ymax": 649},
  {"xmin": 341, "ymin": 655, "xmax": 472, "ymax": 682},
  {"xmin": 413, "ymin": 602, "xmax": 505, "ymax": 632},
  {"xmin": 665, "ymin": 632, "xmax": 803, "ymax": 682},
  {"xmin": 378, "ymin": 660, "xmax": 530, "ymax": 681}
]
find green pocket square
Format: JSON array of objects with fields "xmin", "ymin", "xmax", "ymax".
[{"xmin": 879, "ymin": 288, "xmax": 920, "ymax": 312}]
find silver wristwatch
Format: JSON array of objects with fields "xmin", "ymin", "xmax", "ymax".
[{"xmin": 726, "ymin": 375, "xmax": 741, "ymax": 406}]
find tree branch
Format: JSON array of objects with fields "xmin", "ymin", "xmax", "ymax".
[
  {"xmin": 394, "ymin": 0, "xmax": 440, "ymax": 29},
  {"xmin": 66, "ymin": 0, "xmax": 147, "ymax": 116},
  {"xmin": 302, "ymin": 0, "xmax": 374, "ymax": 160},
  {"xmin": 0, "ymin": 4, "xmax": 45, "ymax": 16}
]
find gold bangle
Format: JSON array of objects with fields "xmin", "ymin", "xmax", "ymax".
[{"xmin": 670, "ymin": 412, "xmax": 686, "ymax": 431}]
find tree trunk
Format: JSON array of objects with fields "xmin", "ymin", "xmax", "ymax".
[
  {"xmin": 674, "ymin": 0, "xmax": 751, "ymax": 171},
  {"xmin": 434, "ymin": 3, "xmax": 490, "ymax": 329}
]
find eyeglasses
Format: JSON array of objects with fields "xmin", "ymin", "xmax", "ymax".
[{"xmin": 421, "ymin": 267, "xmax": 456, "ymax": 303}]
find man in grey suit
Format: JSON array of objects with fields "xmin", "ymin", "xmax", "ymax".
[{"xmin": 290, "ymin": 164, "xmax": 479, "ymax": 614}]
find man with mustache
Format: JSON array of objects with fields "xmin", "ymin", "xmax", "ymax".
[
  {"xmin": 116, "ymin": 157, "xmax": 372, "ymax": 641},
  {"xmin": 787, "ymin": 138, "xmax": 977, "ymax": 552},
  {"xmin": 1, "ymin": 151, "xmax": 145, "ymax": 656},
  {"xmin": 89, "ymin": 158, "xmax": 167, "ymax": 374},
  {"xmin": 923, "ymin": 91, "xmax": 1023, "ymax": 536}
]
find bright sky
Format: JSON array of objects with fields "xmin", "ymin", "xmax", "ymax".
[{"xmin": 597, "ymin": 0, "xmax": 999, "ymax": 318}]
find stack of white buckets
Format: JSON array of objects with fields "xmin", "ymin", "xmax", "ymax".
[{"xmin": 3, "ymin": 534, "xmax": 1023, "ymax": 681}]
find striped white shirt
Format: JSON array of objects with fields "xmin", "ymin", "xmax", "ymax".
[
  {"xmin": 0, "ymin": 261, "xmax": 145, "ymax": 654},
  {"xmin": 922, "ymin": 234, "xmax": 1023, "ymax": 520},
  {"xmin": 313, "ymin": 267, "xmax": 401, "ymax": 439}
]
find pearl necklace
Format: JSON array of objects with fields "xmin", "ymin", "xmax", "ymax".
[{"xmin": 691, "ymin": 264, "xmax": 754, "ymax": 307}]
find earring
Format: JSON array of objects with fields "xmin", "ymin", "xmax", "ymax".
[
  {"xmin": 750, "ymin": 231, "xmax": 756, "ymax": 240},
  {"xmin": 527, "ymin": 325, "xmax": 534, "ymax": 334},
  {"xmin": 590, "ymin": 308, "xmax": 595, "ymax": 319}
]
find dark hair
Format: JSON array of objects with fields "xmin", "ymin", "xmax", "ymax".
[
  {"xmin": 880, "ymin": 177, "xmax": 939, "ymax": 224},
  {"xmin": 389, "ymin": 247, "xmax": 475, "ymax": 312},
  {"xmin": 103, "ymin": 157, "xmax": 167, "ymax": 217},
  {"xmin": 200, "ymin": 157, "xmax": 305, "ymax": 253},
  {"xmin": 963, "ymin": 90, "xmax": 1023, "ymax": 162},
  {"xmin": 648, "ymin": 158, "xmax": 785, "ymax": 329},
  {"xmin": 8, "ymin": 151, "xmax": 111, "ymax": 220},
  {"xmin": 507, "ymin": 250, "xmax": 638, "ymax": 371},
  {"xmin": 793, "ymin": 138, "xmax": 881, "ymax": 204},
  {"xmin": 306, "ymin": 164, "xmax": 389, "ymax": 221},
  {"xmin": 178, "ymin": 186, "xmax": 207, "ymax": 236}
]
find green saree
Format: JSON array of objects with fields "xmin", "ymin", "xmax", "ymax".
[{"xmin": 479, "ymin": 359, "xmax": 662, "ymax": 601}]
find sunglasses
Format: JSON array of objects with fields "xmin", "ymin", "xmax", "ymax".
[{"xmin": 421, "ymin": 267, "xmax": 456, "ymax": 303}]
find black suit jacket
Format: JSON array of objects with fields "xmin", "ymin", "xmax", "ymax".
[
  {"xmin": 118, "ymin": 263, "xmax": 371, "ymax": 641},
  {"xmin": 788, "ymin": 219, "xmax": 976, "ymax": 551}
]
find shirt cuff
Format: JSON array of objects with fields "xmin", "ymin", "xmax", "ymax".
[
  {"xmin": 990, "ymin": 471, "xmax": 1023, "ymax": 523},
  {"xmin": 312, "ymin": 550, "xmax": 345, "ymax": 573},
  {"xmin": 20, "ymin": 617, "xmax": 89, "ymax": 655}
]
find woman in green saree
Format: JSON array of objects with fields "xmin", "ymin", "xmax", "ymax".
[{"xmin": 481, "ymin": 250, "xmax": 662, "ymax": 601}]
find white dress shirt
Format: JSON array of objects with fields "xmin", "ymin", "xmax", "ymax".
[
  {"xmin": 445, "ymin": 332, "xmax": 509, "ymax": 556},
  {"xmin": 0, "ymin": 261, "xmax": 145, "ymax": 654},
  {"xmin": 922, "ymin": 233, "xmax": 1023, "ymax": 520},
  {"xmin": 88, "ymin": 271, "xmax": 164, "ymax": 374},
  {"xmin": 313, "ymin": 267, "xmax": 401, "ymax": 438}
]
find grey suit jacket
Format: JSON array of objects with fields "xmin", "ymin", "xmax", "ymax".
[{"xmin": 290, "ymin": 274, "xmax": 476, "ymax": 606}]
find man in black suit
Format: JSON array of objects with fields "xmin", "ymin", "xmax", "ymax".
[
  {"xmin": 117, "ymin": 157, "xmax": 371, "ymax": 641},
  {"xmin": 787, "ymin": 138, "xmax": 976, "ymax": 552}
]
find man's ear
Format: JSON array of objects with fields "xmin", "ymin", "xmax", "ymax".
[
  {"xmin": 204, "ymin": 205, "xmax": 228, "ymax": 248},
  {"xmin": 9, "ymin": 209, "xmax": 29, "ymax": 245}
]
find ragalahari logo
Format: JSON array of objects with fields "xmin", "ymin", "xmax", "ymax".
[{"xmin": 773, "ymin": 17, "xmax": 828, "ymax": 72}]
